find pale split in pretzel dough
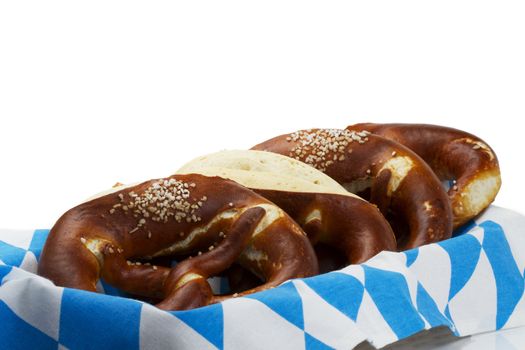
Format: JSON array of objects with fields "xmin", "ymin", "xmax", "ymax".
[
  {"xmin": 149, "ymin": 203, "xmax": 287, "ymax": 258},
  {"xmin": 378, "ymin": 156, "xmax": 415, "ymax": 196},
  {"xmin": 85, "ymin": 150, "xmax": 361, "ymax": 203},
  {"xmin": 175, "ymin": 149, "xmax": 398, "ymax": 266},
  {"xmin": 176, "ymin": 150, "xmax": 363, "ymax": 200},
  {"xmin": 453, "ymin": 169, "xmax": 502, "ymax": 226}
]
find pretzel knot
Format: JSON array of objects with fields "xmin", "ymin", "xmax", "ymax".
[{"xmin": 38, "ymin": 174, "xmax": 318, "ymax": 311}]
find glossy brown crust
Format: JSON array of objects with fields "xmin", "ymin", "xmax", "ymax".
[
  {"xmin": 254, "ymin": 189, "xmax": 397, "ymax": 264},
  {"xmin": 347, "ymin": 123, "xmax": 501, "ymax": 227},
  {"xmin": 38, "ymin": 174, "xmax": 318, "ymax": 311},
  {"xmin": 252, "ymin": 129, "xmax": 453, "ymax": 250}
]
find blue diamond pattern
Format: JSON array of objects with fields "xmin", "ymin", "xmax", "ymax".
[
  {"xmin": 480, "ymin": 220, "xmax": 525, "ymax": 329},
  {"xmin": 0, "ymin": 300, "xmax": 57, "ymax": 350},
  {"xmin": 439, "ymin": 234, "xmax": 482, "ymax": 301},
  {"xmin": 28, "ymin": 229, "xmax": 50, "ymax": 261},
  {"xmin": 0, "ymin": 207, "xmax": 524, "ymax": 349},
  {"xmin": 363, "ymin": 265, "xmax": 426, "ymax": 339},
  {"xmin": 246, "ymin": 281, "xmax": 304, "ymax": 330},
  {"xmin": 59, "ymin": 288, "xmax": 142, "ymax": 350},
  {"xmin": 304, "ymin": 331, "xmax": 334, "ymax": 350},
  {"xmin": 175, "ymin": 302, "xmax": 224, "ymax": 350},
  {"xmin": 303, "ymin": 272, "xmax": 363, "ymax": 321},
  {"xmin": 404, "ymin": 248, "xmax": 419, "ymax": 268}
]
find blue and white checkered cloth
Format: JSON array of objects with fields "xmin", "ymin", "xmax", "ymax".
[{"xmin": 1, "ymin": 206, "xmax": 524, "ymax": 349}]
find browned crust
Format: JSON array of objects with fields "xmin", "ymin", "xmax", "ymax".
[
  {"xmin": 38, "ymin": 174, "xmax": 318, "ymax": 310},
  {"xmin": 347, "ymin": 123, "xmax": 501, "ymax": 227},
  {"xmin": 254, "ymin": 189, "xmax": 397, "ymax": 264},
  {"xmin": 175, "ymin": 150, "xmax": 397, "ymax": 265},
  {"xmin": 252, "ymin": 129, "xmax": 453, "ymax": 250}
]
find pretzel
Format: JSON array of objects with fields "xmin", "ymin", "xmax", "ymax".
[
  {"xmin": 38, "ymin": 174, "xmax": 318, "ymax": 310},
  {"xmin": 252, "ymin": 129, "xmax": 453, "ymax": 250},
  {"xmin": 346, "ymin": 123, "xmax": 501, "ymax": 228},
  {"xmin": 177, "ymin": 150, "xmax": 397, "ymax": 265}
]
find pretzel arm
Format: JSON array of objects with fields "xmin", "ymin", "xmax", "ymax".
[
  {"xmin": 302, "ymin": 217, "xmax": 324, "ymax": 245},
  {"xmin": 156, "ymin": 207, "xmax": 266, "ymax": 310},
  {"xmin": 214, "ymin": 215, "xmax": 320, "ymax": 304},
  {"xmin": 99, "ymin": 245, "xmax": 171, "ymax": 299},
  {"xmin": 370, "ymin": 168, "xmax": 392, "ymax": 215},
  {"xmin": 308, "ymin": 194, "xmax": 396, "ymax": 264},
  {"xmin": 250, "ymin": 189, "xmax": 395, "ymax": 262}
]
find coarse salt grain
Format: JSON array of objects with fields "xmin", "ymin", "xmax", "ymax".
[
  {"xmin": 286, "ymin": 129, "xmax": 370, "ymax": 172},
  {"xmin": 112, "ymin": 177, "xmax": 205, "ymax": 233}
]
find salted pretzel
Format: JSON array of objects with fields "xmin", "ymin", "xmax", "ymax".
[
  {"xmin": 38, "ymin": 174, "xmax": 318, "ymax": 311},
  {"xmin": 177, "ymin": 150, "xmax": 397, "ymax": 266},
  {"xmin": 346, "ymin": 123, "xmax": 501, "ymax": 227},
  {"xmin": 252, "ymin": 129, "xmax": 453, "ymax": 250}
]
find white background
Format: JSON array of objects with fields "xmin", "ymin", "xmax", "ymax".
[{"xmin": 1, "ymin": 1, "xmax": 524, "ymax": 229}]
